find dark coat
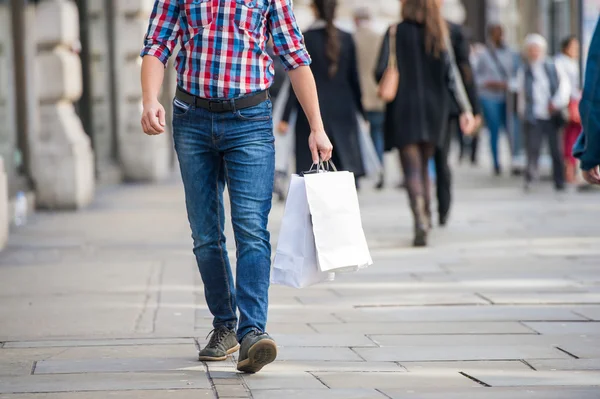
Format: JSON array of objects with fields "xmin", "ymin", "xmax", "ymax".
[
  {"xmin": 575, "ymin": 18, "xmax": 600, "ymax": 170},
  {"xmin": 375, "ymin": 20, "xmax": 451, "ymax": 150},
  {"xmin": 282, "ymin": 27, "xmax": 365, "ymax": 175},
  {"xmin": 447, "ymin": 22, "xmax": 480, "ymax": 118}
]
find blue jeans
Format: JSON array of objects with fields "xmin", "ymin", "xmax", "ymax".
[
  {"xmin": 172, "ymin": 96, "xmax": 275, "ymax": 342},
  {"xmin": 480, "ymin": 97, "xmax": 507, "ymax": 170},
  {"xmin": 366, "ymin": 111, "xmax": 385, "ymax": 163}
]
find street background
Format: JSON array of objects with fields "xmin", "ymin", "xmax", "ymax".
[{"xmin": 1, "ymin": 0, "xmax": 600, "ymax": 398}]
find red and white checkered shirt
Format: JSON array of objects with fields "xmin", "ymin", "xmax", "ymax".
[{"xmin": 141, "ymin": 0, "xmax": 311, "ymax": 99}]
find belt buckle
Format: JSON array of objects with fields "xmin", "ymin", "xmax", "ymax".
[{"xmin": 208, "ymin": 100, "xmax": 222, "ymax": 112}]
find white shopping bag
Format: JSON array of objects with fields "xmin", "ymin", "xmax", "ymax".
[
  {"xmin": 272, "ymin": 175, "xmax": 335, "ymax": 288},
  {"xmin": 357, "ymin": 116, "xmax": 383, "ymax": 178},
  {"xmin": 304, "ymin": 169, "xmax": 373, "ymax": 273}
]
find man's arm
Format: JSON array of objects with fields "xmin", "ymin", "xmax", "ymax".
[
  {"xmin": 268, "ymin": 0, "xmax": 332, "ymax": 163},
  {"xmin": 288, "ymin": 67, "xmax": 333, "ymax": 163},
  {"xmin": 139, "ymin": 0, "xmax": 180, "ymax": 135}
]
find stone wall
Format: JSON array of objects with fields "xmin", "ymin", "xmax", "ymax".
[
  {"xmin": 31, "ymin": 0, "xmax": 95, "ymax": 209},
  {"xmin": 115, "ymin": 0, "xmax": 172, "ymax": 182},
  {"xmin": 0, "ymin": 3, "xmax": 16, "ymax": 190}
]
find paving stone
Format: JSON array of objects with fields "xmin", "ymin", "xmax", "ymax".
[
  {"xmin": 0, "ymin": 391, "xmax": 213, "ymax": 399},
  {"xmin": 34, "ymin": 357, "xmax": 199, "ymax": 374},
  {"xmin": 353, "ymin": 346, "xmax": 569, "ymax": 362},
  {"xmin": 214, "ymin": 385, "xmax": 249, "ymax": 397},
  {"xmin": 262, "ymin": 323, "xmax": 318, "ymax": 334},
  {"xmin": 252, "ymin": 389, "xmax": 387, "ymax": 399},
  {"xmin": 466, "ymin": 370, "xmax": 600, "ymax": 387},
  {"xmin": 242, "ymin": 372, "xmax": 325, "ymax": 390},
  {"xmin": 523, "ymin": 322, "xmax": 600, "ymax": 335},
  {"xmin": 527, "ymin": 358, "xmax": 600, "ymax": 371},
  {"xmin": 296, "ymin": 293, "xmax": 487, "ymax": 307},
  {"xmin": 310, "ymin": 322, "xmax": 534, "ymax": 335},
  {"xmin": 46, "ymin": 345, "xmax": 196, "ymax": 360},
  {"xmin": 334, "ymin": 306, "xmax": 586, "ymax": 323},
  {"xmin": 554, "ymin": 343, "xmax": 600, "ymax": 359},
  {"xmin": 369, "ymin": 334, "xmax": 600, "ymax": 347},
  {"xmin": 275, "ymin": 347, "xmax": 363, "ymax": 362},
  {"xmin": 400, "ymin": 361, "xmax": 531, "ymax": 372},
  {"xmin": 2, "ymin": 338, "xmax": 194, "ymax": 349},
  {"xmin": 0, "ymin": 372, "xmax": 211, "ymax": 393},
  {"xmin": 265, "ymin": 361, "xmax": 404, "ymax": 372},
  {"xmin": 270, "ymin": 334, "xmax": 376, "ymax": 347},
  {"xmin": 313, "ymin": 371, "xmax": 479, "ymax": 389},
  {"xmin": 382, "ymin": 387, "xmax": 600, "ymax": 399},
  {"xmin": 574, "ymin": 307, "xmax": 600, "ymax": 321},
  {"xmin": 0, "ymin": 349, "xmax": 65, "ymax": 377},
  {"xmin": 482, "ymin": 292, "xmax": 600, "ymax": 305}
]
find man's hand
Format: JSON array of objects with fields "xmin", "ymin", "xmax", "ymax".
[
  {"xmin": 459, "ymin": 111, "xmax": 476, "ymax": 136},
  {"xmin": 485, "ymin": 81, "xmax": 507, "ymax": 91},
  {"xmin": 141, "ymin": 100, "xmax": 166, "ymax": 135},
  {"xmin": 582, "ymin": 165, "xmax": 600, "ymax": 185},
  {"xmin": 548, "ymin": 103, "xmax": 557, "ymax": 115},
  {"xmin": 277, "ymin": 121, "xmax": 289, "ymax": 135},
  {"xmin": 308, "ymin": 129, "xmax": 333, "ymax": 163}
]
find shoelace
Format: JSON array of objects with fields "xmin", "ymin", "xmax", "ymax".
[{"xmin": 205, "ymin": 327, "xmax": 230, "ymax": 348}]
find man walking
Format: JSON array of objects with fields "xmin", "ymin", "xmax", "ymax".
[
  {"xmin": 140, "ymin": 0, "xmax": 332, "ymax": 373},
  {"xmin": 435, "ymin": 20, "xmax": 480, "ymax": 226},
  {"xmin": 354, "ymin": 7, "xmax": 386, "ymax": 189}
]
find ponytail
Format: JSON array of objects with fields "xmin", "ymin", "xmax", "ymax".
[{"xmin": 314, "ymin": 0, "xmax": 340, "ymax": 77}]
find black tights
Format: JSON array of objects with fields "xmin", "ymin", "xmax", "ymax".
[{"xmin": 399, "ymin": 143, "xmax": 435, "ymax": 217}]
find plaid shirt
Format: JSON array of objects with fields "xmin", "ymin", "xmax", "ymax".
[{"xmin": 141, "ymin": 0, "xmax": 311, "ymax": 99}]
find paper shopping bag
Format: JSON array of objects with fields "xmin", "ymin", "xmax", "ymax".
[
  {"xmin": 272, "ymin": 175, "xmax": 335, "ymax": 288},
  {"xmin": 304, "ymin": 170, "xmax": 373, "ymax": 273}
]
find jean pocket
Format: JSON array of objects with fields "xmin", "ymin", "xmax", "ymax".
[
  {"xmin": 234, "ymin": 100, "xmax": 272, "ymax": 121},
  {"xmin": 184, "ymin": 0, "xmax": 214, "ymax": 30},
  {"xmin": 173, "ymin": 98, "xmax": 192, "ymax": 118},
  {"xmin": 234, "ymin": 0, "xmax": 265, "ymax": 34}
]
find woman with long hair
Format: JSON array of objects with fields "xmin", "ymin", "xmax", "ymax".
[
  {"xmin": 376, "ymin": 0, "xmax": 473, "ymax": 247},
  {"xmin": 279, "ymin": 0, "xmax": 364, "ymax": 180}
]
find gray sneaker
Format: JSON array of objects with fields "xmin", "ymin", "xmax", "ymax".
[
  {"xmin": 197, "ymin": 326, "xmax": 239, "ymax": 361},
  {"xmin": 236, "ymin": 330, "xmax": 277, "ymax": 373}
]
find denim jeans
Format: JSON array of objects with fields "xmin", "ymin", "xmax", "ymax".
[
  {"xmin": 366, "ymin": 111, "xmax": 385, "ymax": 163},
  {"xmin": 172, "ymin": 96, "xmax": 275, "ymax": 342},
  {"xmin": 480, "ymin": 97, "xmax": 507, "ymax": 170}
]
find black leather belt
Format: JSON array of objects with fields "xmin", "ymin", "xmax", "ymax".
[{"xmin": 175, "ymin": 87, "xmax": 269, "ymax": 113}]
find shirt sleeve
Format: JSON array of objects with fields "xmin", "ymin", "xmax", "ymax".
[
  {"xmin": 140, "ymin": 0, "xmax": 181, "ymax": 67},
  {"xmin": 551, "ymin": 63, "xmax": 571, "ymax": 110},
  {"xmin": 268, "ymin": 0, "xmax": 311, "ymax": 71}
]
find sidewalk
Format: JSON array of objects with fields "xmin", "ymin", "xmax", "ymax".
[{"xmin": 1, "ymin": 157, "xmax": 600, "ymax": 398}]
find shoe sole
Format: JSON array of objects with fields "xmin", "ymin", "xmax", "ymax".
[
  {"xmin": 198, "ymin": 344, "xmax": 240, "ymax": 362},
  {"xmin": 236, "ymin": 339, "xmax": 277, "ymax": 373}
]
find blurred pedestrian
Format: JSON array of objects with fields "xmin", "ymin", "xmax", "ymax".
[
  {"xmin": 375, "ymin": 0, "xmax": 474, "ymax": 247},
  {"xmin": 475, "ymin": 24, "xmax": 518, "ymax": 176},
  {"xmin": 435, "ymin": 13, "xmax": 481, "ymax": 227},
  {"xmin": 574, "ymin": 20, "xmax": 600, "ymax": 185},
  {"xmin": 140, "ymin": 0, "xmax": 333, "ymax": 373},
  {"xmin": 354, "ymin": 7, "xmax": 386, "ymax": 189},
  {"xmin": 554, "ymin": 36, "xmax": 582, "ymax": 184},
  {"xmin": 515, "ymin": 34, "xmax": 570, "ymax": 191},
  {"xmin": 279, "ymin": 0, "xmax": 365, "ymax": 183}
]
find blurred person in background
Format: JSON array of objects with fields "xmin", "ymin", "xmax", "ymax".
[
  {"xmin": 515, "ymin": 34, "xmax": 570, "ymax": 192},
  {"xmin": 435, "ymin": 11, "xmax": 481, "ymax": 227},
  {"xmin": 574, "ymin": 19, "xmax": 600, "ymax": 185},
  {"xmin": 354, "ymin": 7, "xmax": 386, "ymax": 189},
  {"xmin": 475, "ymin": 24, "xmax": 518, "ymax": 176},
  {"xmin": 140, "ymin": 0, "xmax": 333, "ymax": 373},
  {"xmin": 554, "ymin": 36, "xmax": 582, "ymax": 184},
  {"xmin": 279, "ymin": 0, "xmax": 365, "ymax": 184},
  {"xmin": 375, "ymin": 0, "xmax": 474, "ymax": 247}
]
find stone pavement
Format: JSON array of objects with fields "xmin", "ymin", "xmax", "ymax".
[{"xmin": 1, "ymin": 157, "xmax": 600, "ymax": 398}]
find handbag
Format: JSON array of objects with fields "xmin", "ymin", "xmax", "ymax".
[{"xmin": 378, "ymin": 25, "xmax": 399, "ymax": 103}]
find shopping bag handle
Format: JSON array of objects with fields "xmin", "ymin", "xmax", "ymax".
[{"xmin": 302, "ymin": 160, "xmax": 338, "ymax": 176}]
